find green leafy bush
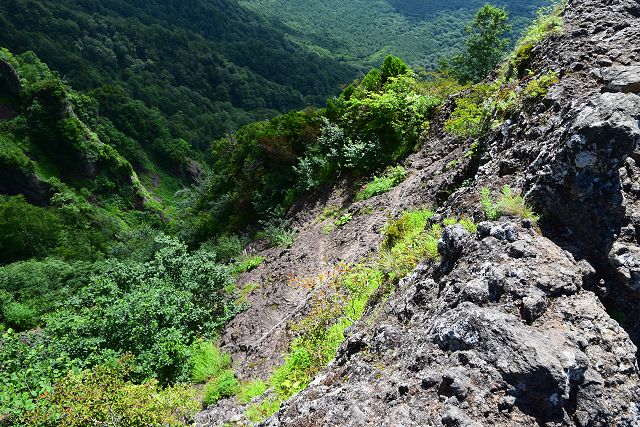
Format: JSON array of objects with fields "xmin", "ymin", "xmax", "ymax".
[
  {"xmin": 259, "ymin": 225, "xmax": 297, "ymax": 248},
  {"xmin": 356, "ymin": 166, "xmax": 408, "ymax": 201},
  {"xmin": 42, "ymin": 235, "xmax": 237, "ymax": 385},
  {"xmin": 444, "ymin": 84, "xmax": 495, "ymax": 138},
  {"xmin": 21, "ymin": 361, "xmax": 200, "ymax": 427}
]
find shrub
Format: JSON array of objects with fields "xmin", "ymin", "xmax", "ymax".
[
  {"xmin": 444, "ymin": 84, "xmax": 496, "ymax": 138},
  {"xmin": 259, "ymin": 225, "xmax": 297, "ymax": 248},
  {"xmin": 190, "ymin": 341, "xmax": 232, "ymax": 384},
  {"xmin": 355, "ymin": 166, "xmax": 408, "ymax": 201},
  {"xmin": 203, "ymin": 369, "xmax": 239, "ymax": 406},
  {"xmin": 208, "ymin": 234, "xmax": 249, "ymax": 262},
  {"xmin": 21, "ymin": 362, "xmax": 200, "ymax": 427},
  {"xmin": 42, "ymin": 235, "xmax": 237, "ymax": 385},
  {"xmin": 237, "ymin": 379, "xmax": 268, "ymax": 404}
]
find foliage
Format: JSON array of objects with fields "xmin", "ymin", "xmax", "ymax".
[
  {"xmin": 511, "ymin": 1, "xmax": 565, "ymax": 76},
  {"xmin": 259, "ymin": 225, "xmax": 297, "ymax": 249},
  {"xmin": 181, "ymin": 57, "xmax": 449, "ymax": 243},
  {"xmin": 380, "ymin": 210, "xmax": 439, "ymax": 278},
  {"xmin": 356, "ymin": 166, "xmax": 408, "ymax": 201},
  {"xmin": 208, "ymin": 234, "xmax": 250, "ymax": 263},
  {"xmin": 481, "ymin": 186, "xmax": 540, "ymax": 221},
  {"xmin": 41, "ymin": 235, "xmax": 237, "ymax": 385},
  {"xmin": 334, "ymin": 213, "xmax": 354, "ymax": 227},
  {"xmin": 190, "ymin": 341, "xmax": 232, "ymax": 384},
  {"xmin": 444, "ymin": 84, "xmax": 496, "ymax": 138},
  {"xmin": 0, "ymin": 258, "xmax": 101, "ymax": 331},
  {"xmin": 0, "ymin": 0, "xmax": 356, "ymax": 155},
  {"xmin": 448, "ymin": 5, "xmax": 512, "ymax": 83},
  {"xmin": 245, "ymin": 398, "xmax": 281, "ymax": 423},
  {"xmin": 237, "ymin": 379, "xmax": 268, "ymax": 404},
  {"xmin": 236, "ymin": 282, "xmax": 260, "ymax": 307},
  {"xmin": 523, "ymin": 71, "xmax": 559, "ymax": 99},
  {"xmin": 0, "ymin": 329, "xmax": 63, "ymax": 420},
  {"xmin": 232, "ymin": 255, "xmax": 264, "ymax": 275},
  {"xmin": 204, "ymin": 370, "xmax": 239, "ymax": 406},
  {"xmin": 21, "ymin": 361, "xmax": 200, "ymax": 427}
]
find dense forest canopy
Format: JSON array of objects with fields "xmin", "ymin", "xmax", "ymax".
[
  {"xmin": 241, "ymin": 0, "xmax": 550, "ymax": 67},
  {"xmin": 0, "ymin": 0, "xmax": 357, "ymax": 153}
]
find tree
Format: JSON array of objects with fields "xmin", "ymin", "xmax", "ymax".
[
  {"xmin": 380, "ymin": 55, "xmax": 410, "ymax": 82},
  {"xmin": 450, "ymin": 4, "xmax": 511, "ymax": 83}
]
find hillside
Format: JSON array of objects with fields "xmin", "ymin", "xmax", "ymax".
[
  {"xmin": 3, "ymin": 0, "xmax": 640, "ymax": 426},
  {"xmin": 0, "ymin": 0, "xmax": 356, "ymax": 154},
  {"xmin": 240, "ymin": 0, "xmax": 551, "ymax": 68},
  {"xmin": 193, "ymin": 0, "xmax": 640, "ymax": 425}
]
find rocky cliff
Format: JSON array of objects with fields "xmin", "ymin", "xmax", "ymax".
[{"xmin": 198, "ymin": 0, "xmax": 640, "ymax": 425}]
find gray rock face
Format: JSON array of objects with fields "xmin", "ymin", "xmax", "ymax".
[
  {"xmin": 264, "ymin": 225, "xmax": 640, "ymax": 426},
  {"xmin": 600, "ymin": 65, "xmax": 640, "ymax": 93}
]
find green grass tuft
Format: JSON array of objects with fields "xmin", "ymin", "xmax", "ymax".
[
  {"xmin": 481, "ymin": 186, "xmax": 540, "ymax": 221},
  {"xmin": 356, "ymin": 166, "xmax": 408, "ymax": 201},
  {"xmin": 232, "ymin": 255, "xmax": 264, "ymax": 275},
  {"xmin": 237, "ymin": 379, "xmax": 268, "ymax": 404},
  {"xmin": 190, "ymin": 341, "xmax": 231, "ymax": 384},
  {"xmin": 245, "ymin": 398, "xmax": 281, "ymax": 423},
  {"xmin": 203, "ymin": 369, "xmax": 239, "ymax": 406}
]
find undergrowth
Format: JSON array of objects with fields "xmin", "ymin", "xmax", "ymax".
[{"xmin": 444, "ymin": 2, "xmax": 565, "ymax": 138}]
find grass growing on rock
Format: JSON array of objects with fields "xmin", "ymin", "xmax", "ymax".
[
  {"xmin": 355, "ymin": 166, "xmax": 408, "ymax": 201},
  {"xmin": 237, "ymin": 379, "xmax": 268, "ymax": 404},
  {"xmin": 481, "ymin": 186, "xmax": 540, "ymax": 221},
  {"xmin": 270, "ymin": 265, "xmax": 384, "ymax": 400},
  {"xmin": 190, "ymin": 341, "xmax": 232, "ymax": 384}
]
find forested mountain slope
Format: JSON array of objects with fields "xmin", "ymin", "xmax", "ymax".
[
  {"xmin": 240, "ymin": 0, "xmax": 551, "ymax": 67},
  {"xmin": 4, "ymin": 0, "xmax": 640, "ymax": 426},
  {"xmin": 0, "ymin": 0, "xmax": 356, "ymax": 153}
]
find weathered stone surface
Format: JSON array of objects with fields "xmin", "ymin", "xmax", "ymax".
[
  {"xmin": 600, "ymin": 65, "xmax": 640, "ymax": 93},
  {"xmin": 0, "ymin": 58, "xmax": 20, "ymax": 97},
  {"xmin": 263, "ymin": 225, "xmax": 640, "ymax": 427}
]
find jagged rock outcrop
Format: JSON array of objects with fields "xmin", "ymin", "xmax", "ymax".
[
  {"xmin": 263, "ymin": 222, "xmax": 639, "ymax": 426},
  {"xmin": 0, "ymin": 58, "xmax": 20, "ymax": 97}
]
